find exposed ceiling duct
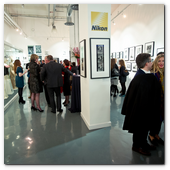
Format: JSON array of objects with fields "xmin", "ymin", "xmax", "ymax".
[
  {"xmin": 64, "ymin": 4, "xmax": 77, "ymax": 26},
  {"xmin": 52, "ymin": 4, "xmax": 57, "ymax": 33}
]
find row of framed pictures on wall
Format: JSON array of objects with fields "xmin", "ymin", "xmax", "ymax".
[
  {"xmin": 79, "ymin": 38, "xmax": 164, "ymax": 78},
  {"xmin": 112, "ymin": 41, "xmax": 164, "ymax": 61}
]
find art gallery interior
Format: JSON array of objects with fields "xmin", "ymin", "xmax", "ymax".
[{"xmin": 3, "ymin": 4, "xmax": 165, "ymax": 165}]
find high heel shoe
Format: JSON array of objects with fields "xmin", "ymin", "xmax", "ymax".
[
  {"xmin": 37, "ymin": 108, "xmax": 44, "ymax": 112},
  {"xmin": 31, "ymin": 106, "xmax": 37, "ymax": 111}
]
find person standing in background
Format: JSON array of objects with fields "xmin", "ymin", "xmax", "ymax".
[
  {"xmin": 14, "ymin": 60, "xmax": 28, "ymax": 104},
  {"xmin": 119, "ymin": 59, "xmax": 127, "ymax": 97},
  {"xmin": 29, "ymin": 54, "xmax": 44, "ymax": 112}
]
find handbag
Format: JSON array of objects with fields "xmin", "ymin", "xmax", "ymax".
[
  {"xmin": 123, "ymin": 69, "xmax": 129, "ymax": 76},
  {"xmin": 111, "ymin": 68, "xmax": 120, "ymax": 77}
]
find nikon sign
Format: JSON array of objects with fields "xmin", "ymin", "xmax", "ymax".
[{"xmin": 91, "ymin": 12, "xmax": 108, "ymax": 32}]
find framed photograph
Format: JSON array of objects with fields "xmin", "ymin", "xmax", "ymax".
[
  {"xmin": 110, "ymin": 53, "xmax": 113, "ymax": 59},
  {"xmin": 124, "ymin": 48, "xmax": 129, "ymax": 61},
  {"xmin": 129, "ymin": 47, "xmax": 135, "ymax": 61},
  {"xmin": 90, "ymin": 38, "xmax": 110, "ymax": 79},
  {"xmin": 80, "ymin": 39, "xmax": 86, "ymax": 78},
  {"xmin": 116, "ymin": 52, "xmax": 120, "ymax": 59},
  {"xmin": 157, "ymin": 47, "xmax": 164, "ymax": 55},
  {"xmin": 28, "ymin": 46, "xmax": 34, "ymax": 54},
  {"xmin": 35, "ymin": 45, "xmax": 41, "ymax": 53},
  {"xmin": 132, "ymin": 62, "xmax": 138, "ymax": 72},
  {"xmin": 145, "ymin": 41, "xmax": 155, "ymax": 56},
  {"xmin": 135, "ymin": 45, "xmax": 143, "ymax": 59},
  {"xmin": 120, "ymin": 51, "xmax": 124, "ymax": 59},
  {"xmin": 126, "ymin": 62, "xmax": 132, "ymax": 71},
  {"xmin": 113, "ymin": 52, "xmax": 116, "ymax": 58}
]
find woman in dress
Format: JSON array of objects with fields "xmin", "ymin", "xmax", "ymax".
[
  {"xmin": 63, "ymin": 59, "xmax": 71, "ymax": 106},
  {"xmin": 148, "ymin": 53, "xmax": 164, "ymax": 145},
  {"xmin": 14, "ymin": 60, "xmax": 28, "ymax": 104},
  {"xmin": 29, "ymin": 54, "xmax": 43, "ymax": 112},
  {"xmin": 119, "ymin": 59, "xmax": 127, "ymax": 97}
]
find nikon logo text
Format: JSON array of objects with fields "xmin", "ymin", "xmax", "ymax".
[{"xmin": 91, "ymin": 25, "xmax": 107, "ymax": 31}]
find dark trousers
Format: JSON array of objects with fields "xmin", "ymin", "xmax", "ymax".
[
  {"xmin": 18, "ymin": 88, "xmax": 23, "ymax": 99},
  {"xmin": 47, "ymin": 87, "xmax": 61, "ymax": 111},
  {"xmin": 120, "ymin": 82, "xmax": 126, "ymax": 95},
  {"xmin": 149, "ymin": 119, "xmax": 162, "ymax": 136},
  {"xmin": 133, "ymin": 130, "xmax": 148, "ymax": 148},
  {"xmin": 111, "ymin": 85, "xmax": 118, "ymax": 94},
  {"xmin": 43, "ymin": 84, "xmax": 50, "ymax": 105}
]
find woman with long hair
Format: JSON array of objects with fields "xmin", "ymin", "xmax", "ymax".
[
  {"xmin": 111, "ymin": 58, "xmax": 119, "ymax": 97},
  {"xmin": 148, "ymin": 53, "xmax": 164, "ymax": 145},
  {"xmin": 14, "ymin": 60, "xmax": 28, "ymax": 104},
  {"xmin": 29, "ymin": 54, "xmax": 44, "ymax": 112},
  {"xmin": 63, "ymin": 59, "xmax": 71, "ymax": 106},
  {"xmin": 119, "ymin": 59, "xmax": 127, "ymax": 97}
]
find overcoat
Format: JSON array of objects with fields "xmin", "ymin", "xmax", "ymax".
[
  {"xmin": 29, "ymin": 61, "xmax": 43, "ymax": 93},
  {"xmin": 121, "ymin": 73, "xmax": 161, "ymax": 133}
]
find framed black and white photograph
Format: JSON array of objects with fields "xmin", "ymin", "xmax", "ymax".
[
  {"xmin": 35, "ymin": 45, "xmax": 41, "ymax": 53},
  {"xmin": 157, "ymin": 47, "xmax": 164, "ymax": 55},
  {"xmin": 135, "ymin": 45, "xmax": 143, "ymax": 59},
  {"xmin": 90, "ymin": 38, "xmax": 110, "ymax": 79},
  {"xmin": 129, "ymin": 47, "xmax": 135, "ymax": 61},
  {"xmin": 145, "ymin": 41, "xmax": 155, "ymax": 56},
  {"xmin": 110, "ymin": 53, "xmax": 113, "ymax": 59},
  {"xmin": 132, "ymin": 62, "xmax": 138, "ymax": 72},
  {"xmin": 113, "ymin": 52, "xmax": 116, "ymax": 58},
  {"xmin": 120, "ymin": 51, "xmax": 124, "ymax": 59},
  {"xmin": 126, "ymin": 62, "xmax": 132, "ymax": 71},
  {"xmin": 116, "ymin": 52, "xmax": 120, "ymax": 59},
  {"xmin": 96, "ymin": 45, "xmax": 104, "ymax": 72},
  {"xmin": 124, "ymin": 48, "xmax": 129, "ymax": 61},
  {"xmin": 28, "ymin": 46, "xmax": 34, "ymax": 55},
  {"xmin": 80, "ymin": 39, "xmax": 86, "ymax": 78}
]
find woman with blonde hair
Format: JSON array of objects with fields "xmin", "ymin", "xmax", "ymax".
[
  {"xmin": 14, "ymin": 60, "xmax": 28, "ymax": 104},
  {"xmin": 29, "ymin": 54, "xmax": 43, "ymax": 112},
  {"xmin": 119, "ymin": 59, "xmax": 127, "ymax": 97},
  {"xmin": 148, "ymin": 53, "xmax": 164, "ymax": 145}
]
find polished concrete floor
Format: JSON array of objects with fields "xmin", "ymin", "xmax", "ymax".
[{"xmin": 4, "ymin": 86, "xmax": 165, "ymax": 165}]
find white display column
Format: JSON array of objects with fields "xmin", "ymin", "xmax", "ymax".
[{"xmin": 79, "ymin": 4, "xmax": 111, "ymax": 130}]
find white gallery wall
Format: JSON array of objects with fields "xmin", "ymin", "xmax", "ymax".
[
  {"xmin": 111, "ymin": 4, "xmax": 164, "ymax": 87},
  {"xmin": 4, "ymin": 17, "xmax": 70, "ymax": 62}
]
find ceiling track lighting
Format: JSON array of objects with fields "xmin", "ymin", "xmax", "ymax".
[
  {"xmin": 111, "ymin": 4, "xmax": 131, "ymax": 23},
  {"xmin": 4, "ymin": 11, "xmax": 27, "ymax": 38}
]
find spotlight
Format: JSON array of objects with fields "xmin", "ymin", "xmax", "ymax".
[
  {"xmin": 123, "ymin": 14, "xmax": 126, "ymax": 18},
  {"xmin": 16, "ymin": 28, "xmax": 19, "ymax": 32},
  {"xmin": 20, "ymin": 32, "xmax": 22, "ymax": 35}
]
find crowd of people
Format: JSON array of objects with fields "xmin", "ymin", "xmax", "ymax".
[
  {"xmin": 14, "ymin": 52, "xmax": 164, "ymax": 157},
  {"xmin": 14, "ymin": 54, "xmax": 77, "ymax": 113}
]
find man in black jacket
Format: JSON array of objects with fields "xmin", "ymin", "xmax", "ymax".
[
  {"xmin": 121, "ymin": 53, "xmax": 162, "ymax": 156},
  {"xmin": 40, "ymin": 55, "xmax": 74, "ymax": 114}
]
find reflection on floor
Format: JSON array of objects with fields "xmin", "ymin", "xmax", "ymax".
[{"xmin": 4, "ymin": 86, "xmax": 164, "ymax": 165}]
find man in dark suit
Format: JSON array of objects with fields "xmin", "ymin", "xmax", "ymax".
[
  {"xmin": 121, "ymin": 53, "xmax": 161, "ymax": 156},
  {"xmin": 40, "ymin": 55, "xmax": 74, "ymax": 114}
]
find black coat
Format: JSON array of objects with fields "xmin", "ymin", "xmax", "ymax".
[
  {"xmin": 119, "ymin": 66, "xmax": 126, "ymax": 83},
  {"xmin": 121, "ymin": 73, "xmax": 161, "ymax": 133},
  {"xmin": 29, "ymin": 61, "xmax": 43, "ymax": 93},
  {"xmin": 40, "ymin": 61, "xmax": 73, "ymax": 88}
]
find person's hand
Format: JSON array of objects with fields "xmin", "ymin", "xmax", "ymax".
[{"xmin": 73, "ymin": 73, "xmax": 76, "ymax": 75}]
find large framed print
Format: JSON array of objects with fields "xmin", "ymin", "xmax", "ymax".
[
  {"xmin": 124, "ymin": 48, "xmax": 129, "ymax": 61},
  {"xmin": 35, "ymin": 45, "xmax": 41, "ymax": 53},
  {"xmin": 129, "ymin": 47, "xmax": 135, "ymax": 61},
  {"xmin": 79, "ymin": 39, "xmax": 86, "ymax": 78},
  {"xmin": 113, "ymin": 52, "xmax": 116, "ymax": 58},
  {"xmin": 135, "ymin": 45, "xmax": 143, "ymax": 59},
  {"xmin": 116, "ymin": 52, "xmax": 120, "ymax": 59},
  {"xmin": 145, "ymin": 41, "xmax": 155, "ymax": 56},
  {"xmin": 90, "ymin": 38, "xmax": 110, "ymax": 79}
]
